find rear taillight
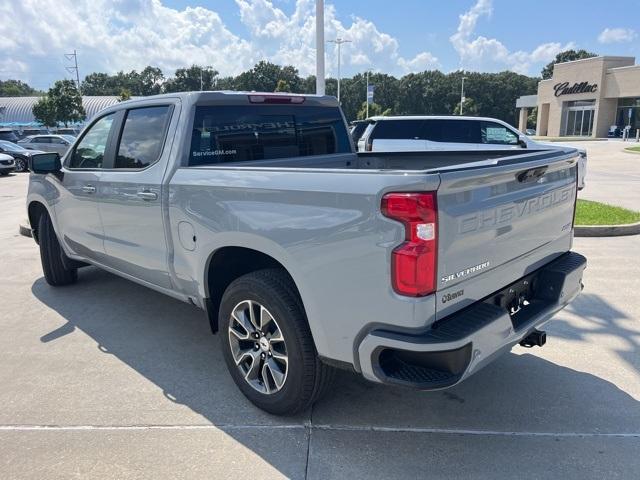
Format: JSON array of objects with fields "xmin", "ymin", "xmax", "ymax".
[{"xmin": 381, "ymin": 192, "xmax": 438, "ymax": 297}]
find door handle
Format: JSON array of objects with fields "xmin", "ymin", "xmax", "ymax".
[
  {"xmin": 137, "ymin": 190, "xmax": 158, "ymax": 201},
  {"xmin": 81, "ymin": 184, "xmax": 96, "ymax": 194}
]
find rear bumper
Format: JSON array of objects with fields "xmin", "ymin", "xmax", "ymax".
[{"xmin": 357, "ymin": 251, "xmax": 586, "ymax": 389}]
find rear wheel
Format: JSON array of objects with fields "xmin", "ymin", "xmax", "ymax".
[
  {"xmin": 38, "ymin": 213, "xmax": 77, "ymax": 286},
  {"xmin": 219, "ymin": 269, "xmax": 334, "ymax": 415}
]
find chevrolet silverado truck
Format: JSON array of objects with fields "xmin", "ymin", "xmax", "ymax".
[{"xmin": 26, "ymin": 92, "xmax": 586, "ymax": 415}]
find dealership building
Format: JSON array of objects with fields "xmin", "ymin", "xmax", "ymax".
[{"xmin": 516, "ymin": 55, "xmax": 640, "ymax": 137}]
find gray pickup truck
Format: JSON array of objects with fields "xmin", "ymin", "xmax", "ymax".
[{"xmin": 27, "ymin": 92, "xmax": 586, "ymax": 415}]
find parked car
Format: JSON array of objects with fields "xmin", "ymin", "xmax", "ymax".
[
  {"xmin": 525, "ymin": 128, "xmax": 536, "ymax": 136},
  {"xmin": 0, "ymin": 129, "xmax": 21, "ymax": 143},
  {"xmin": 0, "ymin": 153, "xmax": 15, "ymax": 175},
  {"xmin": 19, "ymin": 128, "xmax": 50, "ymax": 139},
  {"xmin": 27, "ymin": 91, "xmax": 586, "ymax": 415},
  {"xmin": 357, "ymin": 116, "xmax": 587, "ymax": 190},
  {"xmin": 0, "ymin": 140, "xmax": 44, "ymax": 172},
  {"xmin": 18, "ymin": 134, "xmax": 75, "ymax": 155},
  {"xmin": 54, "ymin": 127, "xmax": 81, "ymax": 136}
]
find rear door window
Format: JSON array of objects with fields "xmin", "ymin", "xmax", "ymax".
[
  {"xmin": 189, "ymin": 105, "xmax": 351, "ymax": 165},
  {"xmin": 480, "ymin": 121, "xmax": 519, "ymax": 145},
  {"xmin": 36, "ymin": 137, "xmax": 51, "ymax": 144},
  {"xmin": 371, "ymin": 120, "xmax": 425, "ymax": 140},
  {"xmin": 430, "ymin": 120, "xmax": 481, "ymax": 144},
  {"xmin": 115, "ymin": 106, "xmax": 172, "ymax": 169}
]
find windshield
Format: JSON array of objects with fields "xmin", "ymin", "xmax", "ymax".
[{"xmin": 0, "ymin": 140, "xmax": 27, "ymax": 152}]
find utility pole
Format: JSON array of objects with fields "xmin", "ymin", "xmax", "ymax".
[
  {"xmin": 366, "ymin": 70, "xmax": 370, "ymax": 119},
  {"xmin": 200, "ymin": 68, "xmax": 203, "ymax": 91},
  {"xmin": 327, "ymin": 37, "xmax": 351, "ymax": 103},
  {"xmin": 459, "ymin": 76, "xmax": 466, "ymax": 115},
  {"xmin": 315, "ymin": 0, "xmax": 325, "ymax": 95},
  {"xmin": 65, "ymin": 50, "xmax": 81, "ymax": 93}
]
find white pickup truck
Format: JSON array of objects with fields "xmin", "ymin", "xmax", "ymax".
[{"xmin": 27, "ymin": 92, "xmax": 586, "ymax": 414}]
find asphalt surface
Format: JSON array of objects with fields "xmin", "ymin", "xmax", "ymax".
[
  {"xmin": 0, "ymin": 143, "xmax": 639, "ymax": 479},
  {"xmin": 568, "ymin": 139, "xmax": 640, "ymax": 211}
]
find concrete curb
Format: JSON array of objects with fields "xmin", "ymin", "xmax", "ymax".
[
  {"xmin": 575, "ymin": 221, "xmax": 640, "ymax": 237},
  {"xmin": 19, "ymin": 223, "xmax": 32, "ymax": 238}
]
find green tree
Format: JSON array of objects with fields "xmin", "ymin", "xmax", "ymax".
[
  {"xmin": 164, "ymin": 65, "xmax": 219, "ymax": 92},
  {"xmin": 81, "ymin": 67, "xmax": 165, "ymax": 96},
  {"xmin": 274, "ymin": 79, "xmax": 291, "ymax": 92},
  {"xmin": 138, "ymin": 66, "xmax": 164, "ymax": 95},
  {"xmin": 527, "ymin": 107, "xmax": 538, "ymax": 129},
  {"xmin": 541, "ymin": 49, "xmax": 597, "ymax": 79},
  {"xmin": 234, "ymin": 61, "xmax": 302, "ymax": 93},
  {"xmin": 453, "ymin": 97, "xmax": 478, "ymax": 116},
  {"xmin": 32, "ymin": 96, "xmax": 57, "ymax": 127},
  {"xmin": 81, "ymin": 72, "xmax": 116, "ymax": 95},
  {"xmin": 0, "ymin": 79, "xmax": 41, "ymax": 96},
  {"xmin": 357, "ymin": 101, "xmax": 391, "ymax": 120},
  {"xmin": 118, "ymin": 88, "xmax": 132, "ymax": 102},
  {"xmin": 33, "ymin": 80, "xmax": 86, "ymax": 127},
  {"xmin": 49, "ymin": 80, "xmax": 86, "ymax": 126}
]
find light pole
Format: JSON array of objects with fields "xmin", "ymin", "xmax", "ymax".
[
  {"xmin": 366, "ymin": 70, "xmax": 370, "ymax": 118},
  {"xmin": 459, "ymin": 76, "xmax": 467, "ymax": 115},
  {"xmin": 327, "ymin": 37, "xmax": 351, "ymax": 102},
  {"xmin": 315, "ymin": 0, "xmax": 325, "ymax": 95}
]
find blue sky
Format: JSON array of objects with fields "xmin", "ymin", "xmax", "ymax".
[{"xmin": 1, "ymin": 0, "xmax": 639, "ymax": 90}]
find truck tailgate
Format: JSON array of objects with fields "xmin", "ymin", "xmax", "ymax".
[{"xmin": 434, "ymin": 150, "xmax": 578, "ymax": 317}]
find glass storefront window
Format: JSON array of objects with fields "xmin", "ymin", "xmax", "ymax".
[
  {"xmin": 615, "ymin": 98, "xmax": 639, "ymax": 134},
  {"xmin": 562, "ymin": 100, "xmax": 596, "ymax": 136},
  {"xmin": 617, "ymin": 98, "xmax": 640, "ymax": 107}
]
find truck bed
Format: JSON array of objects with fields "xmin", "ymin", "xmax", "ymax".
[{"xmin": 207, "ymin": 148, "xmax": 574, "ymax": 173}]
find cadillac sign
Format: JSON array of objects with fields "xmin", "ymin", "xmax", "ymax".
[{"xmin": 553, "ymin": 81, "xmax": 598, "ymax": 97}]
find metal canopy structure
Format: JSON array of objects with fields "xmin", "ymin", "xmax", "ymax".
[{"xmin": 0, "ymin": 96, "xmax": 140, "ymax": 127}]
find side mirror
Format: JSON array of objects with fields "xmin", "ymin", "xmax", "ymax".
[
  {"xmin": 29, "ymin": 152, "xmax": 61, "ymax": 174},
  {"xmin": 518, "ymin": 135, "xmax": 528, "ymax": 148}
]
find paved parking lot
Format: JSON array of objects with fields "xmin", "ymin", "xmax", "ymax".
[
  {"xmin": 567, "ymin": 138, "xmax": 640, "ymax": 210},
  {"xmin": 0, "ymin": 143, "xmax": 639, "ymax": 479}
]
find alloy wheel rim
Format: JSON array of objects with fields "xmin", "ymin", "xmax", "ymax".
[{"xmin": 228, "ymin": 300, "xmax": 288, "ymax": 395}]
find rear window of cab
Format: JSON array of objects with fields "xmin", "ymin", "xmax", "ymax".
[{"xmin": 189, "ymin": 105, "xmax": 351, "ymax": 165}]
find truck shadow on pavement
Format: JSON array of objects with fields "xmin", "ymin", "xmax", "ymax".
[
  {"xmin": 31, "ymin": 268, "xmax": 640, "ymax": 476},
  {"xmin": 550, "ymin": 292, "xmax": 640, "ymax": 378}
]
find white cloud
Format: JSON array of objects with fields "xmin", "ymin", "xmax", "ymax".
[
  {"xmin": 598, "ymin": 27, "xmax": 637, "ymax": 44},
  {"xmin": 0, "ymin": 0, "xmax": 439, "ymax": 89},
  {"xmin": 450, "ymin": 0, "xmax": 574, "ymax": 74},
  {"xmin": 237, "ymin": 0, "xmax": 439, "ymax": 76}
]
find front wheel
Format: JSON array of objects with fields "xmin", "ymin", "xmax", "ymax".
[
  {"xmin": 14, "ymin": 158, "xmax": 27, "ymax": 172},
  {"xmin": 219, "ymin": 269, "xmax": 334, "ymax": 415},
  {"xmin": 38, "ymin": 213, "xmax": 78, "ymax": 286}
]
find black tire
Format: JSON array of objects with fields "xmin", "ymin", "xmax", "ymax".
[
  {"xmin": 38, "ymin": 213, "xmax": 78, "ymax": 286},
  {"xmin": 219, "ymin": 268, "xmax": 334, "ymax": 415},
  {"xmin": 14, "ymin": 158, "xmax": 27, "ymax": 172}
]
